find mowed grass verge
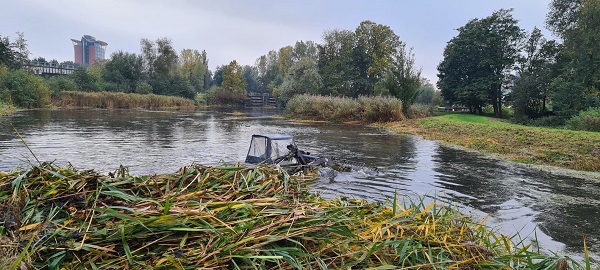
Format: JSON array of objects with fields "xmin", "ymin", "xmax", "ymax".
[{"xmin": 384, "ymin": 113, "xmax": 600, "ymax": 172}]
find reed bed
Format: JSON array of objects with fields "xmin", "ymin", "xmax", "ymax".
[
  {"xmin": 0, "ymin": 163, "xmax": 587, "ymax": 269},
  {"xmin": 53, "ymin": 91, "xmax": 195, "ymax": 109},
  {"xmin": 286, "ymin": 94, "xmax": 405, "ymax": 123}
]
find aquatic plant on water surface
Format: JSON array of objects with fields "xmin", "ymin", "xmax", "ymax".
[{"xmin": 0, "ymin": 163, "xmax": 591, "ymax": 269}]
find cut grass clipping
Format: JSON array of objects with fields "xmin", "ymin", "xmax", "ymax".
[{"xmin": 0, "ymin": 163, "xmax": 587, "ymax": 269}]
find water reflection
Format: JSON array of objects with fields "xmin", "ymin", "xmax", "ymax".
[{"xmin": 0, "ymin": 108, "xmax": 598, "ymax": 261}]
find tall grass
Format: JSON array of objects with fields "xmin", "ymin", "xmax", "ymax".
[
  {"xmin": 286, "ymin": 94, "xmax": 433, "ymax": 122},
  {"xmin": 285, "ymin": 94, "xmax": 402, "ymax": 122},
  {"xmin": 0, "ymin": 162, "xmax": 589, "ymax": 269},
  {"xmin": 53, "ymin": 91, "xmax": 195, "ymax": 109}
]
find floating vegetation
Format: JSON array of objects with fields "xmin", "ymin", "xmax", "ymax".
[{"xmin": 0, "ymin": 163, "xmax": 588, "ymax": 269}]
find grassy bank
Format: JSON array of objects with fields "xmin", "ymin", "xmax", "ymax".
[
  {"xmin": 53, "ymin": 91, "xmax": 195, "ymax": 109},
  {"xmin": 0, "ymin": 163, "xmax": 587, "ymax": 269},
  {"xmin": 385, "ymin": 113, "xmax": 600, "ymax": 172}
]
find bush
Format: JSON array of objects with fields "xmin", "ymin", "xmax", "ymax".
[
  {"xmin": 150, "ymin": 75, "xmax": 195, "ymax": 99},
  {"xmin": 566, "ymin": 107, "xmax": 600, "ymax": 132},
  {"xmin": 0, "ymin": 69, "xmax": 51, "ymax": 108},
  {"xmin": 135, "ymin": 81, "xmax": 153, "ymax": 94},
  {"xmin": 202, "ymin": 86, "xmax": 247, "ymax": 106},
  {"xmin": 408, "ymin": 104, "xmax": 434, "ymax": 119},
  {"xmin": 527, "ymin": 115, "xmax": 566, "ymax": 128},
  {"xmin": 46, "ymin": 76, "xmax": 77, "ymax": 97}
]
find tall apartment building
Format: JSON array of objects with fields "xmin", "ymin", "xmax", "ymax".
[{"xmin": 71, "ymin": 35, "xmax": 108, "ymax": 67}]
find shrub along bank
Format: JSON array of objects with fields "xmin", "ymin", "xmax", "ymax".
[{"xmin": 0, "ymin": 163, "xmax": 588, "ymax": 269}]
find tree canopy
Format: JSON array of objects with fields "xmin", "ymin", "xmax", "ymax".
[
  {"xmin": 0, "ymin": 33, "xmax": 29, "ymax": 70},
  {"xmin": 437, "ymin": 9, "xmax": 524, "ymax": 117}
]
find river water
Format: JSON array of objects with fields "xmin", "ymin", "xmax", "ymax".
[{"xmin": 1, "ymin": 108, "xmax": 598, "ymax": 261}]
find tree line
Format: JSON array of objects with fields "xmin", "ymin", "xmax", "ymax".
[
  {"xmin": 437, "ymin": 0, "xmax": 599, "ymax": 128},
  {"xmin": 2, "ymin": 0, "xmax": 598, "ymax": 130},
  {"xmin": 1, "ymin": 20, "xmax": 434, "ymax": 110}
]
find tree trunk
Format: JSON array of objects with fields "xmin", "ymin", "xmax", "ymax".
[
  {"xmin": 497, "ymin": 85, "xmax": 503, "ymax": 118},
  {"xmin": 492, "ymin": 84, "xmax": 502, "ymax": 118},
  {"xmin": 402, "ymin": 104, "xmax": 410, "ymax": 118},
  {"xmin": 493, "ymin": 103, "xmax": 499, "ymax": 117},
  {"xmin": 542, "ymin": 95, "xmax": 547, "ymax": 114}
]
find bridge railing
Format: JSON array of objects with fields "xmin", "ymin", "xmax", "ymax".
[{"xmin": 21, "ymin": 61, "xmax": 77, "ymax": 76}]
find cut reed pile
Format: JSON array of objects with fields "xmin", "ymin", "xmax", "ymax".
[
  {"xmin": 0, "ymin": 163, "xmax": 586, "ymax": 269},
  {"xmin": 53, "ymin": 91, "xmax": 195, "ymax": 109}
]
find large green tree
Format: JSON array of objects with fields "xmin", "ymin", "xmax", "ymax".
[
  {"xmin": 275, "ymin": 57, "xmax": 323, "ymax": 102},
  {"xmin": 72, "ymin": 67, "xmax": 99, "ymax": 92},
  {"xmin": 255, "ymin": 40, "xmax": 320, "ymax": 95},
  {"xmin": 140, "ymin": 37, "xmax": 178, "ymax": 79},
  {"xmin": 511, "ymin": 28, "xmax": 560, "ymax": 119},
  {"xmin": 0, "ymin": 32, "xmax": 29, "ymax": 70},
  {"xmin": 354, "ymin": 20, "xmax": 402, "ymax": 95},
  {"xmin": 177, "ymin": 49, "xmax": 209, "ymax": 92},
  {"xmin": 438, "ymin": 9, "xmax": 524, "ymax": 117},
  {"xmin": 382, "ymin": 47, "xmax": 422, "ymax": 115},
  {"xmin": 546, "ymin": 0, "xmax": 600, "ymax": 118},
  {"xmin": 211, "ymin": 65, "xmax": 226, "ymax": 87},
  {"xmin": 317, "ymin": 21, "xmax": 403, "ymax": 98},
  {"xmin": 140, "ymin": 37, "xmax": 197, "ymax": 99},
  {"xmin": 416, "ymin": 82, "xmax": 436, "ymax": 105},
  {"xmin": 101, "ymin": 51, "xmax": 144, "ymax": 92},
  {"xmin": 317, "ymin": 29, "xmax": 358, "ymax": 96},
  {"xmin": 242, "ymin": 65, "xmax": 261, "ymax": 93},
  {"xmin": 222, "ymin": 60, "xmax": 247, "ymax": 95},
  {"xmin": 0, "ymin": 69, "xmax": 51, "ymax": 108},
  {"xmin": 292, "ymin": 40, "xmax": 318, "ymax": 62},
  {"xmin": 546, "ymin": 0, "xmax": 582, "ymax": 39}
]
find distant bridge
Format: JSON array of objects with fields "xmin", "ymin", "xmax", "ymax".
[{"xmin": 22, "ymin": 61, "xmax": 76, "ymax": 76}]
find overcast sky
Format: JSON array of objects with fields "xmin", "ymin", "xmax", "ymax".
[{"xmin": 1, "ymin": 0, "xmax": 553, "ymax": 84}]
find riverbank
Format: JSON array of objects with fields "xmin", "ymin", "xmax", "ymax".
[
  {"xmin": 0, "ymin": 163, "xmax": 587, "ymax": 269},
  {"xmin": 380, "ymin": 113, "xmax": 600, "ymax": 174}
]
